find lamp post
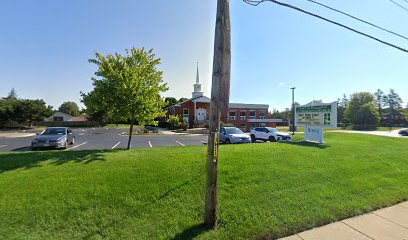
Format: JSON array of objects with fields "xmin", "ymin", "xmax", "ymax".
[{"xmin": 290, "ymin": 87, "xmax": 296, "ymax": 135}]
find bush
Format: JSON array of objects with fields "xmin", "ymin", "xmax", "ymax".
[
  {"xmin": 180, "ymin": 122, "xmax": 188, "ymax": 131},
  {"xmin": 167, "ymin": 115, "xmax": 181, "ymax": 130}
]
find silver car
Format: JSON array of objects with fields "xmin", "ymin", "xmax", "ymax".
[
  {"xmin": 31, "ymin": 127, "xmax": 75, "ymax": 150},
  {"xmin": 220, "ymin": 126, "xmax": 251, "ymax": 144}
]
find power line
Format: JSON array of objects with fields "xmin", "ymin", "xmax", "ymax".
[
  {"xmin": 243, "ymin": 0, "xmax": 408, "ymax": 54},
  {"xmin": 304, "ymin": 0, "xmax": 408, "ymax": 41},
  {"xmin": 387, "ymin": 0, "xmax": 408, "ymax": 13}
]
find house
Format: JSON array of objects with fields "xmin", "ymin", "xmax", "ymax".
[
  {"xmin": 44, "ymin": 112, "xmax": 88, "ymax": 122},
  {"xmin": 165, "ymin": 65, "xmax": 282, "ymax": 131}
]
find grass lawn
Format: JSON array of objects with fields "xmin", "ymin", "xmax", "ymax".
[{"xmin": 1, "ymin": 133, "xmax": 408, "ymax": 239}]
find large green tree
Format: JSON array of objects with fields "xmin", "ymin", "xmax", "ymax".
[
  {"xmin": 345, "ymin": 92, "xmax": 379, "ymax": 126},
  {"xmin": 58, "ymin": 101, "xmax": 80, "ymax": 116},
  {"xmin": 14, "ymin": 99, "xmax": 53, "ymax": 127},
  {"xmin": 82, "ymin": 47, "xmax": 168, "ymax": 149},
  {"xmin": 383, "ymin": 89, "xmax": 404, "ymax": 124}
]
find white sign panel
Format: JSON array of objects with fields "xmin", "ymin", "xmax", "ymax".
[
  {"xmin": 304, "ymin": 126, "xmax": 325, "ymax": 144},
  {"xmin": 295, "ymin": 102, "xmax": 338, "ymax": 128}
]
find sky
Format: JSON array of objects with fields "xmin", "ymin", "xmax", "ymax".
[{"xmin": 1, "ymin": 0, "xmax": 407, "ymax": 111}]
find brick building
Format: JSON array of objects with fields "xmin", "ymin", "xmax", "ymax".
[{"xmin": 165, "ymin": 65, "xmax": 282, "ymax": 131}]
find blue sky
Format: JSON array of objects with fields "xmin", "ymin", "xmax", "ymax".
[{"xmin": 1, "ymin": 0, "xmax": 407, "ymax": 111}]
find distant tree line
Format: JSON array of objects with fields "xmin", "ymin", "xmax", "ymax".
[
  {"xmin": 269, "ymin": 88, "xmax": 407, "ymax": 128},
  {"xmin": 0, "ymin": 88, "xmax": 83, "ymax": 128}
]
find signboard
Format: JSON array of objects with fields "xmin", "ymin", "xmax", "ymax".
[
  {"xmin": 295, "ymin": 102, "xmax": 338, "ymax": 128},
  {"xmin": 304, "ymin": 126, "xmax": 325, "ymax": 144}
]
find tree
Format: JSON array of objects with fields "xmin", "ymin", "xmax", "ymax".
[
  {"xmin": 14, "ymin": 99, "xmax": 53, "ymax": 127},
  {"xmin": 354, "ymin": 104, "xmax": 380, "ymax": 126},
  {"xmin": 164, "ymin": 97, "xmax": 178, "ymax": 108},
  {"xmin": 6, "ymin": 88, "xmax": 17, "ymax": 99},
  {"xmin": 383, "ymin": 89, "xmax": 403, "ymax": 125},
  {"xmin": 345, "ymin": 92, "xmax": 379, "ymax": 127},
  {"xmin": 178, "ymin": 97, "xmax": 188, "ymax": 103},
  {"xmin": 373, "ymin": 89, "xmax": 384, "ymax": 124},
  {"xmin": 337, "ymin": 94, "xmax": 349, "ymax": 124},
  {"xmin": 58, "ymin": 101, "xmax": 80, "ymax": 116},
  {"xmin": 83, "ymin": 47, "xmax": 168, "ymax": 150}
]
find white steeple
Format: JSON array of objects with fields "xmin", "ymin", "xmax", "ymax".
[{"xmin": 192, "ymin": 61, "xmax": 203, "ymax": 98}]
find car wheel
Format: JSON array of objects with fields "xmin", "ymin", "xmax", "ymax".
[
  {"xmin": 70, "ymin": 137, "xmax": 75, "ymax": 145},
  {"xmin": 250, "ymin": 134, "xmax": 256, "ymax": 143},
  {"xmin": 225, "ymin": 139, "xmax": 231, "ymax": 144},
  {"xmin": 269, "ymin": 136, "xmax": 276, "ymax": 142},
  {"xmin": 63, "ymin": 141, "xmax": 68, "ymax": 149},
  {"xmin": 402, "ymin": 132, "xmax": 408, "ymax": 136}
]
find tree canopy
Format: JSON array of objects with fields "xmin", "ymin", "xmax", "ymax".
[
  {"xmin": 58, "ymin": 101, "xmax": 80, "ymax": 116},
  {"xmin": 82, "ymin": 47, "xmax": 168, "ymax": 149},
  {"xmin": 345, "ymin": 92, "xmax": 379, "ymax": 126}
]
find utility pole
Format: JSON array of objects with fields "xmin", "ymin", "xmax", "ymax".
[
  {"xmin": 205, "ymin": 0, "xmax": 231, "ymax": 228},
  {"xmin": 291, "ymin": 87, "xmax": 296, "ymax": 135}
]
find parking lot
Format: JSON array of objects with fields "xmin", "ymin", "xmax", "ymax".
[{"xmin": 0, "ymin": 128, "xmax": 208, "ymax": 152}]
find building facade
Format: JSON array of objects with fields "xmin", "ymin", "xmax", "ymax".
[{"xmin": 165, "ymin": 65, "xmax": 282, "ymax": 131}]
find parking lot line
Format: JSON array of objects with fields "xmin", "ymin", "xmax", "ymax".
[
  {"xmin": 112, "ymin": 141, "xmax": 121, "ymax": 149},
  {"xmin": 65, "ymin": 142, "xmax": 88, "ymax": 151},
  {"xmin": 148, "ymin": 141, "xmax": 152, "ymax": 148},
  {"xmin": 0, "ymin": 145, "xmax": 7, "ymax": 148},
  {"xmin": 176, "ymin": 141, "xmax": 185, "ymax": 146}
]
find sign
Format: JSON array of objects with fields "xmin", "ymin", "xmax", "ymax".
[
  {"xmin": 295, "ymin": 102, "xmax": 338, "ymax": 128},
  {"xmin": 304, "ymin": 126, "xmax": 325, "ymax": 144}
]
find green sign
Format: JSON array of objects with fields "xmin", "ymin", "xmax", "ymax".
[{"xmin": 296, "ymin": 105, "xmax": 331, "ymax": 113}]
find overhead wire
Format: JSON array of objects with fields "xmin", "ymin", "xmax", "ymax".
[
  {"xmin": 304, "ymin": 0, "xmax": 408, "ymax": 41},
  {"xmin": 243, "ymin": 0, "xmax": 408, "ymax": 54},
  {"xmin": 386, "ymin": 0, "xmax": 408, "ymax": 13}
]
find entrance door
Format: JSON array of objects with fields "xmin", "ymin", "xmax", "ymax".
[{"xmin": 196, "ymin": 108, "xmax": 206, "ymax": 121}]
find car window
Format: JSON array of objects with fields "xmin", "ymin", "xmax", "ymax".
[
  {"xmin": 220, "ymin": 128, "xmax": 226, "ymax": 134},
  {"xmin": 42, "ymin": 128, "xmax": 66, "ymax": 135},
  {"xmin": 226, "ymin": 128, "xmax": 244, "ymax": 135}
]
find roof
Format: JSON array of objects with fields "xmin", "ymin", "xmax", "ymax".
[
  {"xmin": 70, "ymin": 117, "xmax": 88, "ymax": 122},
  {"xmin": 229, "ymin": 103, "xmax": 269, "ymax": 110},
  {"xmin": 164, "ymin": 95, "xmax": 211, "ymax": 109}
]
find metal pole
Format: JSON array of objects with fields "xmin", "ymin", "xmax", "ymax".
[
  {"xmin": 292, "ymin": 87, "xmax": 295, "ymax": 134},
  {"xmin": 205, "ymin": 0, "xmax": 231, "ymax": 228}
]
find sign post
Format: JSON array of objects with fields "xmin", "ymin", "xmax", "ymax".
[{"xmin": 295, "ymin": 102, "xmax": 337, "ymax": 143}]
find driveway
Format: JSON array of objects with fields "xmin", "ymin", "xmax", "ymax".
[{"xmin": 328, "ymin": 129, "xmax": 405, "ymax": 138}]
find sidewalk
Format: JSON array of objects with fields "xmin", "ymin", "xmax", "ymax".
[{"xmin": 280, "ymin": 201, "xmax": 408, "ymax": 240}]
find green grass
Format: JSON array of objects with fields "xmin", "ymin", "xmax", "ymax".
[{"xmin": 1, "ymin": 133, "xmax": 408, "ymax": 239}]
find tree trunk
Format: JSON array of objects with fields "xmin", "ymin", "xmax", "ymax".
[{"xmin": 127, "ymin": 115, "xmax": 134, "ymax": 150}]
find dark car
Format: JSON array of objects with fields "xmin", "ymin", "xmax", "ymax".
[
  {"xmin": 31, "ymin": 127, "xmax": 75, "ymax": 150},
  {"xmin": 398, "ymin": 129, "xmax": 408, "ymax": 136}
]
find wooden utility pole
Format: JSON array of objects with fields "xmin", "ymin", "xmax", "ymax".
[{"xmin": 205, "ymin": 0, "xmax": 231, "ymax": 228}]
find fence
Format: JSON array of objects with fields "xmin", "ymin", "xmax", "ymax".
[{"xmin": 33, "ymin": 121, "xmax": 100, "ymax": 128}]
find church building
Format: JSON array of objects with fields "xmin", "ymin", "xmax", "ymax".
[{"xmin": 165, "ymin": 64, "xmax": 282, "ymax": 131}]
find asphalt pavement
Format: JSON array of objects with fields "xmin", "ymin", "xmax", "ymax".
[{"xmin": 0, "ymin": 127, "xmax": 208, "ymax": 152}]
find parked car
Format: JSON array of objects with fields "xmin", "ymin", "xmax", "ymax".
[
  {"xmin": 250, "ymin": 127, "xmax": 291, "ymax": 142},
  {"xmin": 31, "ymin": 127, "xmax": 75, "ymax": 150},
  {"xmin": 220, "ymin": 126, "xmax": 251, "ymax": 144},
  {"xmin": 398, "ymin": 128, "xmax": 408, "ymax": 136}
]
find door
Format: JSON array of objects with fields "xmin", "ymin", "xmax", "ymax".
[{"xmin": 196, "ymin": 108, "xmax": 206, "ymax": 121}]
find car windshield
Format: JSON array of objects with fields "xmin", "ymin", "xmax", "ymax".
[
  {"xmin": 41, "ymin": 128, "xmax": 66, "ymax": 135},
  {"xmin": 226, "ymin": 128, "xmax": 244, "ymax": 134},
  {"xmin": 266, "ymin": 127, "xmax": 279, "ymax": 133}
]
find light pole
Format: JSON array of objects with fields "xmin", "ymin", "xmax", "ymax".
[{"xmin": 290, "ymin": 87, "xmax": 296, "ymax": 135}]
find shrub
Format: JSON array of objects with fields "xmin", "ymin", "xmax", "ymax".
[{"xmin": 167, "ymin": 115, "xmax": 181, "ymax": 130}]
